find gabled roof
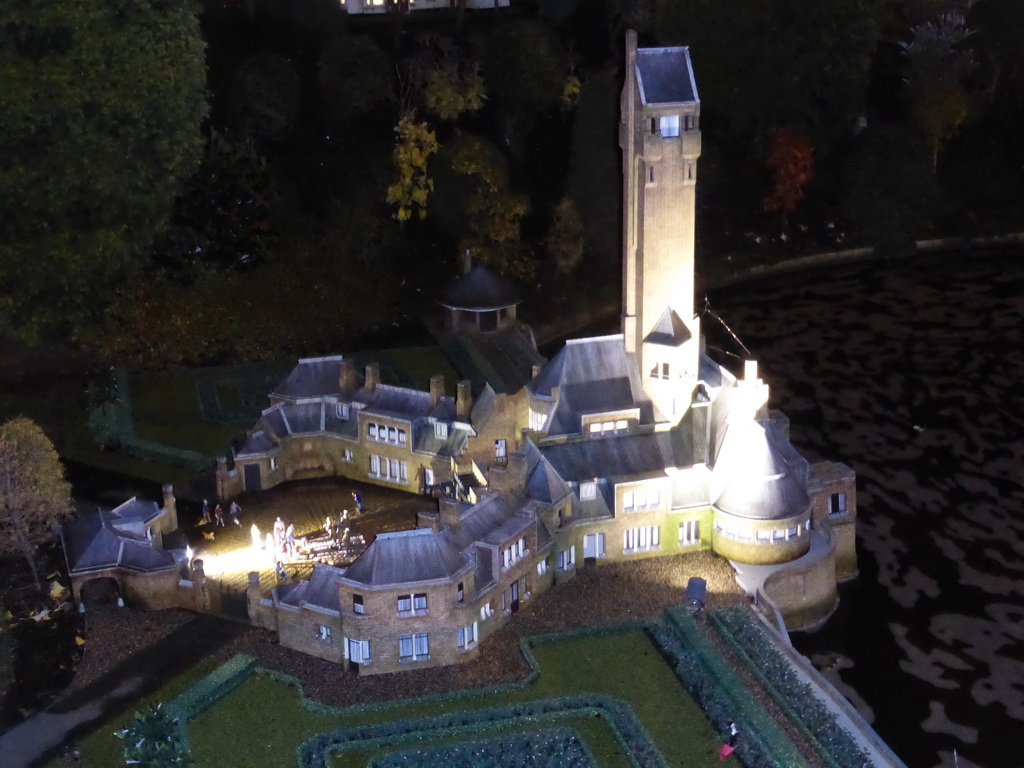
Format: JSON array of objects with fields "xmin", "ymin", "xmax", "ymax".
[
  {"xmin": 447, "ymin": 493, "xmax": 534, "ymax": 550},
  {"xmin": 636, "ymin": 46, "xmax": 699, "ymax": 106},
  {"xmin": 529, "ymin": 335, "xmax": 655, "ymax": 436},
  {"xmin": 412, "ymin": 422, "xmax": 471, "ymax": 458},
  {"xmin": 713, "ymin": 419, "xmax": 811, "ymax": 521},
  {"xmin": 525, "ymin": 455, "xmax": 571, "ymax": 505},
  {"xmin": 342, "ymin": 529, "xmax": 470, "ymax": 587},
  {"xmin": 355, "ymin": 384, "xmax": 457, "ymax": 422},
  {"xmin": 539, "ymin": 429, "xmax": 694, "ymax": 483},
  {"xmin": 644, "ymin": 308, "xmax": 692, "ymax": 347},
  {"xmin": 439, "ymin": 265, "xmax": 521, "ymax": 310}
]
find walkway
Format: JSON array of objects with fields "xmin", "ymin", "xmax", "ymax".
[{"xmin": 0, "ymin": 613, "xmax": 245, "ymax": 768}]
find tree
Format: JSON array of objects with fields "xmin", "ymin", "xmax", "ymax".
[
  {"xmin": 902, "ymin": 18, "xmax": 975, "ymax": 172},
  {"xmin": 843, "ymin": 123, "xmax": 939, "ymax": 257},
  {"xmin": 117, "ymin": 703, "xmax": 193, "ymax": 768},
  {"xmin": 386, "ymin": 113, "xmax": 439, "ymax": 221},
  {"xmin": 0, "ymin": 0, "xmax": 208, "ymax": 344},
  {"xmin": 485, "ymin": 21, "xmax": 566, "ymax": 130},
  {"xmin": 318, "ymin": 34, "xmax": 392, "ymax": 128},
  {"xmin": 0, "ymin": 418, "xmax": 72, "ymax": 588},
  {"xmin": 545, "ymin": 196, "xmax": 586, "ymax": 274},
  {"xmin": 762, "ymin": 128, "xmax": 815, "ymax": 229},
  {"xmin": 230, "ymin": 52, "xmax": 301, "ymax": 142},
  {"xmin": 657, "ymin": 0, "xmax": 882, "ymax": 150}
]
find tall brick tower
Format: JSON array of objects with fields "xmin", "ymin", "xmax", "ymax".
[{"xmin": 620, "ymin": 30, "xmax": 703, "ymax": 424}]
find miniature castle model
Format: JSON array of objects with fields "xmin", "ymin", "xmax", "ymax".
[{"xmin": 229, "ymin": 32, "xmax": 858, "ymax": 675}]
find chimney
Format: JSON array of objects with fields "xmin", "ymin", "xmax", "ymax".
[
  {"xmin": 744, "ymin": 359, "xmax": 758, "ymax": 385},
  {"xmin": 365, "ymin": 363, "xmax": 380, "ymax": 393},
  {"xmin": 456, "ymin": 380, "xmax": 472, "ymax": 420},
  {"xmin": 339, "ymin": 358, "xmax": 357, "ymax": 394},
  {"xmin": 162, "ymin": 484, "xmax": 178, "ymax": 532},
  {"xmin": 440, "ymin": 497, "xmax": 461, "ymax": 532},
  {"xmin": 489, "ymin": 453, "xmax": 527, "ymax": 494},
  {"xmin": 429, "ymin": 374, "xmax": 445, "ymax": 409},
  {"xmin": 461, "ymin": 249, "xmax": 472, "ymax": 275}
]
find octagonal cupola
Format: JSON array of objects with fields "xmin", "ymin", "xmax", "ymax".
[{"xmin": 439, "ymin": 261, "xmax": 521, "ymax": 334}]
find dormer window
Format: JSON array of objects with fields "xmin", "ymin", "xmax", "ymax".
[
  {"xmin": 580, "ymin": 481, "xmax": 597, "ymax": 501},
  {"xmin": 336, "ymin": 402, "xmax": 349, "ymax": 419},
  {"xmin": 660, "ymin": 115, "xmax": 680, "ymax": 137},
  {"xmin": 434, "ymin": 422, "xmax": 449, "ymax": 438}
]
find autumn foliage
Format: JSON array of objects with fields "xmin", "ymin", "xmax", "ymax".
[{"xmin": 762, "ymin": 128, "xmax": 815, "ymax": 218}]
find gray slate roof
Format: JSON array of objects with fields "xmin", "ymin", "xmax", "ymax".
[
  {"xmin": 447, "ymin": 493, "xmax": 534, "ymax": 550},
  {"xmin": 272, "ymin": 356, "xmax": 359, "ymax": 400},
  {"xmin": 342, "ymin": 529, "xmax": 470, "ymax": 587},
  {"xmin": 636, "ymin": 47, "xmax": 698, "ymax": 105},
  {"xmin": 62, "ymin": 511, "xmax": 176, "ymax": 574},
  {"xmin": 412, "ymin": 422, "xmax": 471, "ymax": 458},
  {"xmin": 439, "ymin": 265, "xmax": 521, "ymax": 310},
  {"xmin": 713, "ymin": 419, "xmax": 811, "ymax": 520},
  {"xmin": 278, "ymin": 563, "xmax": 345, "ymax": 613},
  {"xmin": 529, "ymin": 335, "xmax": 654, "ymax": 436},
  {"xmin": 539, "ymin": 429, "xmax": 694, "ymax": 483},
  {"xmin": 355, "ymin": 384, "xmax": 457, "ymax": 422}
]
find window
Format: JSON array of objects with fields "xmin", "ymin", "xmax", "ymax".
[
  {"xmin": 368, "ymin": 424, "xmax": 377, "ymax": 440},
  {"xmin": 317, "ymin": 625, "xmax": 332, "ymax": 642},
  {"xmin": 269, "ymin": 457, "xmax": 278, "ymax": 471},
  {"xmin": 398, "ymin": 593, "xmax": 427, "ymax": 615},
  {"xmin": 458, "ymin": 622, "xmax": 478, "ymax": 650},
  {"xmin": 623, "ymin": 487, "xmax": 660, "ymax": 513},
  {"xmin": 650, "ymin": 363, "xmax": 670, "ymax": 380},
  {"xmin": 624, "ymin": 526, "xmax": 660, "ymax": 553},
  {"xmin": 480, "ymin": 602, "xmax": 494, "ymax": 621},
  {"xmin": 424, "ymin": 467, "xmax": 435, "ymax": 486},
  {"xmin": 336, "ymin": 402, "xmax": 349, "ymax": 419},
  {"xmin": 829, "ymin": 492, "xmax": 847, "ymax": 516},
  {"xmin": 352, "ymin": 594, "xmax": 364, "ymax": 615},
  {"xmin": 399, "ymin": 633, "xmax": 429, "ymax": 662},
  {"xmin": 650, "ymin": 117, "xmax": 657, "ymax": 134},
  {"xmin": 756, "ymin": 529, "xmax": 772, "ymax": 542},
  {"xmin": 345, "ymin": 638, "xmax": 370, "ymax": 664},
  {"xmin": 387, "ymin": 427, "xmax": 396, "ymax": 443},
  {"xmin": 434, "ymin": 422, "xmax": 449, "ymax": 438},
  {"xmin": 529, "ymin": 408, "xmax": 547, "ymax": 431},
  {"xmin": 370, "ymin": 454, "xmax": 407, "ymax": 483},
  {"xmin": 367, "ymin": 422, "xmax": 406, "ymax": 446},
  {"xmin": 558, "ymin": 546, "xmax": 575, "ymax": 570},
  {"xmin": 583, "ymin": 533, "xmax": 605, "ymax": 558},
  {"xmin": 495, "ymin": 439, "xmax": 507, "ymax": 460},
  {"xmin": 537, "ymin": 559, "xmax": 548, "ymax": 576},
  {"xmin": 457, "ymin": 582, "xmax": 464, "ymax": 602},
  {"xmin": 684, "ymin": 114, "xmax": 694, "ymax": 131},
  {"xmin": 687, "ymin": 163, "xmax": 694, "ymax": 181},
  {"xmin": 660, "ymin": 114, "xmax": 680, "ymax": 137},
  {"xmin": 678, "ymin": 520, "xmax": 701, "ymax": 546},
  {"xmin": 502, "ymin": 538, "xmax": 526, "ymax": 569},
  {"xmin": 580, "ymin": 481, "xmax": 596, "ymax": 501},
  {"xmin": 648, "ymin": 165, "xmax": 655, "ymax": 184},
  {"xmin": 615, "ymin": 420, "xmax": 628, "ymax": 431},
  {"xmin": 398, "ymin": 429, "xmax": 407, "ymax": 446},
  {"xmin": 343, "ymin": 449, "xmax": 354, "ymax": 462}
]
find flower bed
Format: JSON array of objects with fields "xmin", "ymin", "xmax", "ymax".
[
  {"xmin": 371, "ymin": 727, "xmax": 595, "ymax": 768},
  {"xmin": 652, "ymin": 609, "xmax": 811, "ymax": 768},
  {"xmin": 709, "ymin": 607, "xmax": 870, "ymax": 768}
]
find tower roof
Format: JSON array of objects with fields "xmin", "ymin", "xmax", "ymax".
[{"xmin": 636, "ymin": 47, "xmax": 699, "ymax": 106}]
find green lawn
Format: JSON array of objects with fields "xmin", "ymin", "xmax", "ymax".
[{"xmin": 184, "ymin": 628, "xmax": 722, "ymax": 768}]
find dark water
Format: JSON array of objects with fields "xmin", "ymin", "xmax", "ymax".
[{"xmin": 707, "ymin": 251, "xmax": 1024, "ymax": 768}]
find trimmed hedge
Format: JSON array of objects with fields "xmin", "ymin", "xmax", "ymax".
[
  {"xmin": 167, "ymin": 653, "xmax": 257, "ymax": 723},
  {"xmin": 371, "ymin": 728, "xmax": 595, "ymax": 768},
  {"xmin": 710, "ymin": 607, "xmax": 871, "ymax": 768},
  {"xmin": 652, "ymin": 609, "xmax": 811, "ymax": 768},
  {"xmin": 297, "ymin": 694, "xmax": 667, "ymax": 768}
]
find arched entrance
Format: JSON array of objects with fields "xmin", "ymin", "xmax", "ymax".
[{"xmin": 79, "ymin": 576, "xmax": 122, "ymax": 606}]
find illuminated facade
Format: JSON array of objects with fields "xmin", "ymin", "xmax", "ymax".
[{"xmin": 237, "ymin": 32, "xmax": 858, "ymax": 674}]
